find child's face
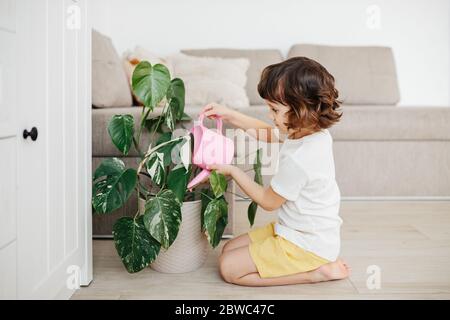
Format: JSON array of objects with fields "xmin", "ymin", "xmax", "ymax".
[{"xmin": 266, "ymin": 101, "xmax": 291, "ymax": 134}]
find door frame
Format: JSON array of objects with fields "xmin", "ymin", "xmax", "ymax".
[{"xmin": 80, "ymin": 0, "xmax": 93, "ymax": 287}]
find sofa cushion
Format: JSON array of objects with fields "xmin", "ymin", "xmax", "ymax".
[
  {"xmin": 93, "ymin": 106, "xmax": 214, "ymax": 157},
  {"xmin": 123, "ymin": 46, "xmax": 175, "ymax": 80},
  {"xmin": 92, "ymin": 29, "xmax": 132, "ymax": 108},
  {"xmin": 181, "ymin": 48, "xmax": 283, "ymax": 105},
  {"xmin": 93, "ymin": 106, "xmax": 170, "ymax": 157},
  {"xmin": 233, "ymin": 105, "xmax": 450, "ymax": 141},
  {"xmin": 331, "ymin": 106, "xmax": 450, "ymax": 140},
  {"xmin": 166, "ymin": 53, "xmax": 250, "ymax": 108},
  {"xmin": 287, "ymin": 44, "xmax": 400, "ymax": 105},
  {"xmin": 93, "ymin": 105, "xmax": 450, "ymax": 157}
]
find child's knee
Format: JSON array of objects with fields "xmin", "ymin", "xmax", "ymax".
[
  {"xmin": 221, "ymin": 241, "xmax": 232, "ymax": 255},
  {"xmin": 221, "ymin": 235, "xmax": 251, "ymax": 254},
  {"xmin": 219, "ymin": 253, "xmax": 237, "ymax": 283}
]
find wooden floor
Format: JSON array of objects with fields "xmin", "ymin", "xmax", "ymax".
[{"xmin": 72, "ymin": 200, "xmax": 450, "ymax": 300}]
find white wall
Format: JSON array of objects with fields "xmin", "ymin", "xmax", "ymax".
[{"xmin": 91, "ymin": 0, "xmax": 449, "ymax": 106}]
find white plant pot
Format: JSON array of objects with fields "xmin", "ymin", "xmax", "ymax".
[{"xmin": 139, "ymin": 197, "xmax": 209, "ymax": 273}]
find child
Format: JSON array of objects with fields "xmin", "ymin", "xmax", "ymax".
[{"xmin": 203, "ymin": 56, "xmax": 350, "ymax": 287}]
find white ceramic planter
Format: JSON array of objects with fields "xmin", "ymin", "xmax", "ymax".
[{"xmin": 139, "ymin": 198, "xmax": 209, "ymax": 273}]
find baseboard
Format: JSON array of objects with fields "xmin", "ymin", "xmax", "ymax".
[
  {"xmin": 236, "ymin": 196, "xmax": 450, "ymax": 201},
  {"xmin": 341, "ymin": 196, "xmax": 450, "ymax": 201},
  {"xmin": 92, "ymin": 235, "xmax": 114, "ymax": 239}
]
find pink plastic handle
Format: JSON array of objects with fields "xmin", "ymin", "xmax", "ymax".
[{"xmin": 198, "ymin": 112, "xmax": 223, "ymax": 134}]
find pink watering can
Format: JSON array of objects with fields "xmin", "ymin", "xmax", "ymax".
[{"xmin": 187, "ymin": 112, "xmax": 235, "ymax": 190}]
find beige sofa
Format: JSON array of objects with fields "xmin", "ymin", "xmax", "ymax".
[
  {"xmin": 183, "ymin": 46, "xmax": 450, "ymax": 200},
  {"xmin": 92, "ymin": 32, "xmax": 450, "ymax": 236}
]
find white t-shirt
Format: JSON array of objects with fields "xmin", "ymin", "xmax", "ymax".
[{"xmin": 270, "ymin": 129, "xmax": 342, "ymax": 262}]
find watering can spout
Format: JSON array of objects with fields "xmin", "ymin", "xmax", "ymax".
[{"xmin": 187, "ymin": 168, "xmax": 211, "ymax": 191}]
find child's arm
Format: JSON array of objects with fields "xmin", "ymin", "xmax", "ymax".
[
  {"xmin": 233, "ymin": 167, "xmax": 285, "ymax": 212},
  {"xmin": 228, "ymin": 110, "xmax": 283, "ymax": 143},
  {"xmin": 207, "ymin": 164, "xmax": 286, "ymax": 212},
  {"xmin": 202, "ymin": 103, "xmax": 283, "ymax": 143}
]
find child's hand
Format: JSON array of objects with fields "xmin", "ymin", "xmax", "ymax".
[
  {"xmin": 206, "ymin": 164, "xmax": 236, "ymax": 177},
  {"xmin": 202, "ymin": 102, "xmax": 236, "ymax": 122}
]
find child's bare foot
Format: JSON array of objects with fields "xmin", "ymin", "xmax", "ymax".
[{"xmin": 310, "ymin": 258, "xmax": 350, "ymax": 283}]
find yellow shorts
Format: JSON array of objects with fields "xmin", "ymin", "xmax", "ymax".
[{"xmin": 248, "ymin": 221, "xmax": 330, "ymax": 278}]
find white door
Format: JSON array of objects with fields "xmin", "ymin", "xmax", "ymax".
[
  {"xmin": 0, "ymin": 0, "xmax": 18, "ymax": 300},
  {"xmin": 0, "ymin": 0, "xmax": 92, "ymax": 299}
]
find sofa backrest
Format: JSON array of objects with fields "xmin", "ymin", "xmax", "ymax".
[
  {"xmin": 288, "ymin": 44, "xmax": 400, "ymax": 105},
  {"xmin": 181, "ymin": 48, "xmax": 283, "ymax": 105},
  {"xmin": 92, "ymin": 29, "xmax": 133, "ymax": 108}
]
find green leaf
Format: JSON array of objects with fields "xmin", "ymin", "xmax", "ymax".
[
  {"xmin": 145, "ymin": 137, "xmax": 186, "ymax": 187},
  {"xmin": 143, "ymin": 189, "xmax": 182, "ymax": 249},
  {"xmin": 247, "ymin": 148, "xmax": 263, "ymax": 226},
  {"xmin": 167, "ymin": 165, "xmax": 191, "ymax": 203},
  {"xmin": 113, "ymin": 216, "xmax": 161, "ymax": 273},
  {"xmin": 200, "ymin": 188, "xmax": 214, "ymax": 232},
  {"xmin": 108, "ymin": 115, "xmax": 134, "ymax": 156},
  {"xmin": 210, "ymin": 171, "xmax": 228, "ymax": 198},
  {"xmin": 167, "ymin": 78, "xmax": 185, "ymax": 120},
  {"xmin": 179, "ymin": 137, "xmax": 192, "ymax": 171},
  {"xmin": 164, "ymin": 101, "xmax": 177, "ymax": 131},
  {"xmin": 160, "ymin": 137, "xmax": 187, "ymax": 167},
  {"xmin": 203, "ymin": 198, "xmax": 228, "ymax": 248},
  {"xmin": 158, "ymin": 141, "xmax": 176, "ymax": 168},
  {"xmin": 156, "ymin": 132, "xmax": 172, "ymax": 146},
  {"xmin": 254, "ymin": 148, "xmax": 263, "ymax": 185},
  {"xmin": 92, "ymin": 158, "xmax": 137, "ymax": 214},
  {"xmin": 132, "ymin": 62, "xmax": 171, "ymax": 109},
  {"xmin": 145, "ymin": 116, "xmax": 164, "ymax": 134},
  {"xmin": 247, "ymin": 201, "xmax": 257, "ymax": 227},
  {"xmin": 145, "ymin": 151, "xmax": 166, "ymax": 187}
]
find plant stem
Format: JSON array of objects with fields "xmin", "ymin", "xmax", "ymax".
[
  {"xmin": 139, "ymin": 171, "xmax": 152, "ymax": 179},
  {"xmin": 133, "ymin": 136, "xmax": 143, "ymax": 158},
  {"xmin": 135, "ymin": 105, "xmax": 155, "ymax": 157},
  {"xmin": 157, "ymin": 181, "xmax": 166, "ymax": 196},
  {"xmin": 137, "ymin": 180, "xmax": 154, "ymax": 197},
  {"xmin": 198, "ymin": 191, "xmax": 214, "ymax": 201},
  {"xmin": 143, "ymin": 136, "xmax": 185, "ymax": 158},
  {"xmin": 224, "ymin": 189, "xmax": 251, "ymax": 200},
  {"xmin": 135, "ymin": 107, "xmax": 147, "ymax": 152},
  {"xmin": 135, "ymin": 186, "xmax": 141, "ymax": 219},
  {"xmin": 193, "ymin": 187, "xmax": 249, "ymax": 200},
  {"xmin": 149, "ymin": 105, "xmax": 166, "ymax": 144}
]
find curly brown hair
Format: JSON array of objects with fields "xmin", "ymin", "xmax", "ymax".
[{"xmin": 257, "ymin": 56, "xmax": 343, "ymax": 134}]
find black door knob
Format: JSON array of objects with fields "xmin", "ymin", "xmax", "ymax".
[{"xmin": 23, "ymin": 127, "xmax": 38, "ymax": 141}]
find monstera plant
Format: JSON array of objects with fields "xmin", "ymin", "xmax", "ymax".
[{"xmin": 92, "ymin": 61, "xmax": 263, "ymax": 273}]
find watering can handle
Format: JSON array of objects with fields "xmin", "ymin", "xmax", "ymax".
[{"xmin": 198, "ymin": 112, "xmax": 223, "ymax": 134}]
